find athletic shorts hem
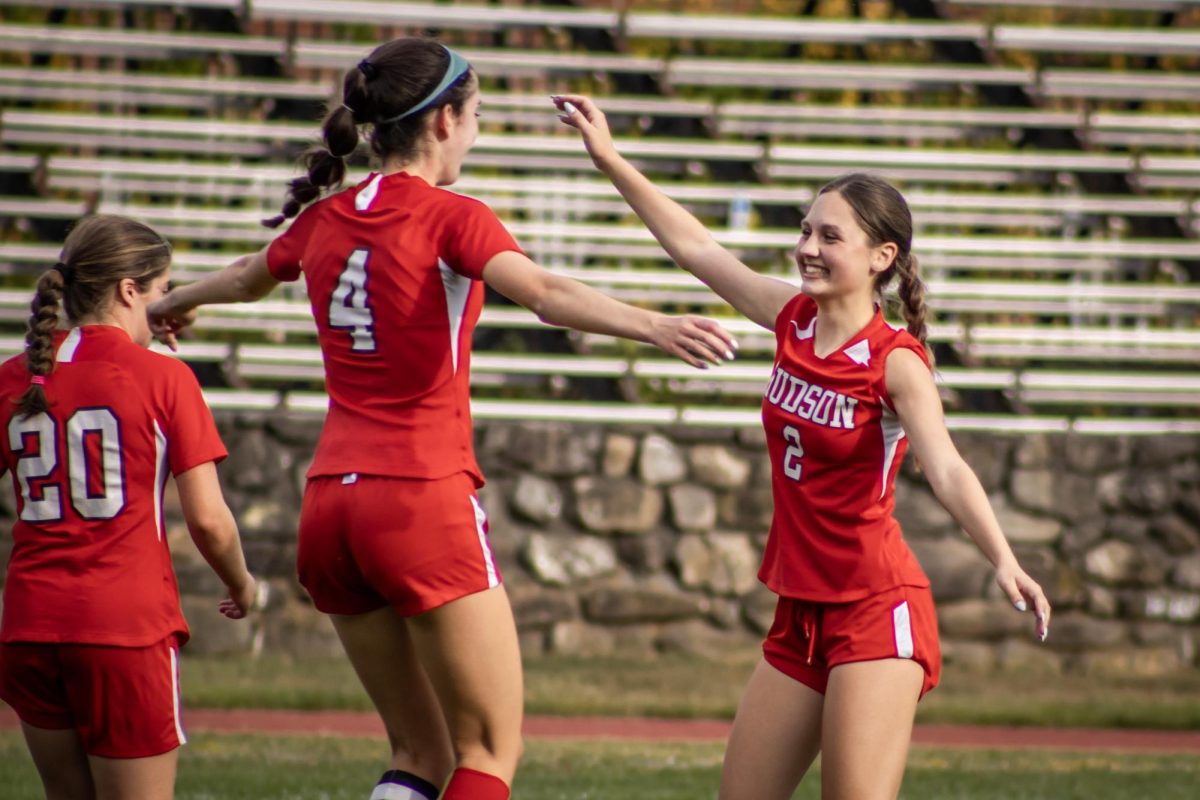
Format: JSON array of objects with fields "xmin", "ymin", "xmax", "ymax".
[{"xmin": 315, "ymin": 579, "xmax": 504, "ymax": 618}]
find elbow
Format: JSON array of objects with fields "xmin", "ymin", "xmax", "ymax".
[
  {"xmin": 923, "ymin": 455, "xmax": 974, "ymax": 498},
  {"xmin": 187, "ymin": 507, "xmax": 236, "ymax": 546}
]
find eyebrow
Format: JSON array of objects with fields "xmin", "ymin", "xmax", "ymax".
[{"xmin": 801, "ymin": 220, "xmax": 843, "ymax": 234}]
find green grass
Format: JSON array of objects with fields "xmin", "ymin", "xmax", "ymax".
[
  {"xmin": 179, "ymin": 651, "xmax": 1200, "ymax": 730},
  {"xmin": 2, "ymin": 731, "xmax": 1198, "ymax": 799}
]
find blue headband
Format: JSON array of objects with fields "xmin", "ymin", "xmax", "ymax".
[{"xmin": 377, "ymin": 46, "xmax": 471, "ymax": 125}]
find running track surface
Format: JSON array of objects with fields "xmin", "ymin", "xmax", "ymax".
[{"xmin": 4, "ymin": 707, "xmax": 1200, "ymax": 753}]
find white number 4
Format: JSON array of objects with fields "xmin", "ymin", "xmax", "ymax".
[
  {"xmin": 329, "ymin": 248, "xmax": 376, "ymax": 352},
  {"xmin": 782, "ymin": 424, "xmax": 804, "ymax": 481}
]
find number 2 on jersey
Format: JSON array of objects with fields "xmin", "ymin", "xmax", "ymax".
[
  {"xmin": 8, "ymin": 409, "xmax": 126, "ymax": 522},
  {"xmin": 782, "ymin": 424, "xmax": 804, "ymax": 481},
  {"xmin": 329, "ymin": 248, "xmax": 377, "ymax": 352}
]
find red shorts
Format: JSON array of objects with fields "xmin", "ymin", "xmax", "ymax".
[
  {"xmin": 297, "ymin": 471, "xmax": 501, "ymax": 617},
  {"xmin": 762, "ymin": 584, "xmax": 941, "ymax": 698},
  {"xmin": 0, "ymin": 636, "xmax": 186, "ymax": 758}
]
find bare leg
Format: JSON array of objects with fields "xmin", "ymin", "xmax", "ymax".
[
  {"xmin": 719, "ymin": 659, "xmax": 824, "ymax": 800},
  {"xmin": 820, "ymin": 659, "xmax": 924, "ymax": 800},
  {"xmin": 407, "ymin": 585, "xmax": 524, "ymax": 786},
  {"xmin": 20, "ymin": 722, "xmax": 95, "ymax": 800},
  {"xmin": 331, "ymin": 606, "xmax": 456, "ymax": 787},
  {"xmin": 88, "ymin": 749, "xmax": 176, "ymax": 800}
]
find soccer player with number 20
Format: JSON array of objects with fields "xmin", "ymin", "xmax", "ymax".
[{"xmin": 0, "ymin": 215, "xmax": 257, "ymax": 800}]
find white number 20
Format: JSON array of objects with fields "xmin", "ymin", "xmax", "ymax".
[
  {"xmin": 782, "ymin": 424, "xmax": 804, "ymax": 481},
  {"xmin": 8, "ymin": 408, "xmax": 126, "ymax": 522},
  {"xmin": 329, "ymin": 248, "xmax": 377, "ymax": 352}
]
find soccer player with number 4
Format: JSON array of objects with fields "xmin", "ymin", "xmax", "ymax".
[
  {"xmin": 147, "ymin": 38, "xmax": 736, "ymax": 800},
  {"xmin": 0, "ymin": 215, "xmax": 258, "ymax": 800},
  {"xmin": 555, "ymin": 94, "xmax": 1053, "ymax": 800}
]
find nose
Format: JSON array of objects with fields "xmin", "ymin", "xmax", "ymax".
[{"xmin": 796, "ymin": 235, "xmax": 818, "ymax": 261}]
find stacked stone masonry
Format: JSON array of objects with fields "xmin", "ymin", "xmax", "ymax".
[{"xmin": 1, "ymin": 414, "xmax": 1197, "ymax": 677}]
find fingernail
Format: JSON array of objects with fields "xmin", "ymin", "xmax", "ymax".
[
  {"xmin": 1040, "ymin": 629, "xmax": 1048, "ymax": 643},
  {"xmin": 1015, "ymin": 600, "xmax": 1027, "ymax": 612},
  {"xmin": 563, "ymin": 101, "xmax": 579, "ymax": 115},
  {"xmin": 731, "ymin": 338, "xmax": 740, "ymax": 350},
  {"xmin": 725, "ymin": 349, "xmax": 735, "ymax": 360}
]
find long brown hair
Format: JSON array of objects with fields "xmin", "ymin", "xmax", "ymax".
[
  {"xmin": 18, "ymin": 214, "xmax": 171, "ymax": 418},
  {"xmin": 265, "ymin": 37, "xmax": 477, "ymax": 228},
  {"xmin": 818, "ymin": 172, "xmax": 932, "ymax": 363}
]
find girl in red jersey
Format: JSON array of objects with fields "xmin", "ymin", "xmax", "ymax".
[
  {"xmin": 147, "ymin": 38, "xmax": 736, "ymax": 800},
  {"xmin": 0, "ymin": 215, "xmax": 257, "ymax": 800},
  {"xmin": 556, "ymin": 96, "xmax": 1052, "ymax": 800}
]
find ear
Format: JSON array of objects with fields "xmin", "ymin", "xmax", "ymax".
[
  {"xmin": 433, "ymin": 103, "xmax": 456, "ymax": 141},
  {"xmin": 115, "ymin": 277, "xmax": 139, "ymax": 308},
  {"xmin": 871, "ymin": 242, "xmax": 898, "ymax": 274}
]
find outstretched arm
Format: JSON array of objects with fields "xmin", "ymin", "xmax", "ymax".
[
  {"xmin": 554, "ymin": 95, "xmax": 799, "ymax": 330},
  {"xmin": 887, "ymin": 348, "xmax": 1051, "ymax": 641},
  {"xmin": 149, "ymin": 246, "xmax": 277, "ymax": 349},
  {"xmin": 483, "ymin": 250, "xmax": 737, "ymax": 369}
]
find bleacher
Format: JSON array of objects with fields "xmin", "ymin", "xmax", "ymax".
[{"xmin": 0, "ymin": 0, "xmax": 1197, "ymax": 433}]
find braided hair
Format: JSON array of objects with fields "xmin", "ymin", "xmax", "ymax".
[{"xmin": 18, "ymin": 215, "xmax": 172, "ymax": 418}]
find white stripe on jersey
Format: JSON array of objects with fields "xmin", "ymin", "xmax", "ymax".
[
  {"xmin": 355, "ymin": 173, "xmax": 384, "ymax": 212},
  {"xmin": 470, "ymin": 495, "xmax": 499, "ymax": 589},
  {"xmin": 153, "ymin": 420, "xmax": 167, "ymax": 541},
  {"xmin": 878, "ymin": 399, "xmax": 906, "ymax": 499},
  {"xmin": 439, "ymin": 258, "xmax": 471, "ymax": 372},
  {"xmin": 169, "ymin": 643, "xmax": 187, "ymax": 746},
  {"xmin": 56, "ymin": 327, "xmax": 83, "ymax": 362},
  {"xmin": 893, "ymin": 601, "xmax": 914, "ymax": 659}
]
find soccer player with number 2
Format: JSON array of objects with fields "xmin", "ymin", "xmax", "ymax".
[
  {"xmin": 148, "ymin": 38, "xmax": 736, "ymax": 800},
  {"xmin": 556, "ymin": 93, "xmax": 1052, "ymax": 800},
  {"xmin": 0, "ymin": 214, "xmax": 257, "ymax": 800}
]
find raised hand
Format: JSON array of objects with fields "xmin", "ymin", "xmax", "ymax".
[{"xmin": 552, "ymin": 94, "xmax": 618, "ymax": 167}]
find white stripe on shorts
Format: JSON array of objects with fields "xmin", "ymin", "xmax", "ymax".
[
  {"xmin": 470, "ymin": 495, "xmax": 499, "ymax": 589},
  {"xmin": 893, "ymin": 600, "xmax": 914, "ymax": 659},
  {"xmin": 169, "ymin": 644, "xmax": 187, "ymax": 746}
]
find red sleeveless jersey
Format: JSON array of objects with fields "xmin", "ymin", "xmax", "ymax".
[
  {"xmin": 759, "ymin": 293, "xmax": 931, "ymax": 602},
  {"xmin": 267, "ymin": 172, "xmax": 523, "ymax": 484},
  {"xmin": 0, "ymin": 325, "xmax": 227, "ymax": 646}
]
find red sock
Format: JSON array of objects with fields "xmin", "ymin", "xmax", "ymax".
[{"xmin": 441, "ymin": 767, "xmax": 510, "ymax": 800}]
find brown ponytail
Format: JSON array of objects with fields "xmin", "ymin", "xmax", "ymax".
[
  {"xmin": 264, "ymin": 38, "xmax": 476, "ymax": 228},
  {"xmin": 17, "ymin": 266, "xmax": 66, "ymax": 418},
  {"xmin": 894, "ymin": 252, "xmax": 931, "ymax": 361},
  {"xmin": 16, "ymin": 215, "xmax": 171, "ymax": 418}
]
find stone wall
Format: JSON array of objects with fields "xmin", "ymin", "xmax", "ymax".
[{"xmin": 2, "ymin": 413, "xmax": 1198, "ymax": 676}]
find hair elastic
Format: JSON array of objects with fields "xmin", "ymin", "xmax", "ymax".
[
  {"xmin": 377, "ymin": 46, "xmax": 470, "ymax": 125},
  {"xmin": 51, "ymin": 261, "xmax": 73, "ymax": 283},
  {"xmin": 341, "ymin": 103, "xmax": 356, "ymax": 115},
  {"xmin": 29, "ymin": 375, "xmax": 45, "ymax": 386},
  {"xmin": 357, "ymin": 59, "xmax": 378, "ymax": 81}
]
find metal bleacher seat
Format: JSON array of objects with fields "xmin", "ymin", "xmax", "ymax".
[{"xmin": 0, "ymin": 23, "xmax": 285, "ymax": 61}]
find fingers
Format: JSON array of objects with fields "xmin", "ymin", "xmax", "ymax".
[
  {"xmin": 1002, "ymin": 571, "xmax": 1052, "ymax": 643},
  {"xmin": 690, "ymin": 317, "xmax": 739, "ymax": 360}
]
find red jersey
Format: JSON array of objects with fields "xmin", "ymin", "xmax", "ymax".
[
  {"xmin": 267, "ymin": 171, "xmax": 523, "ymax": 483},
  {"xmin": 759, "ymin": 293, "xmax": 930, "ymax": 602},
  {"xmin": 0, "ymin": 325, "xmax": 227, "ymax": 646}
]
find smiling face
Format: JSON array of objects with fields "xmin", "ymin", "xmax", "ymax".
[{"xmin": 794, "ymin": 190, "xmax": 898, "ymax": 302}]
